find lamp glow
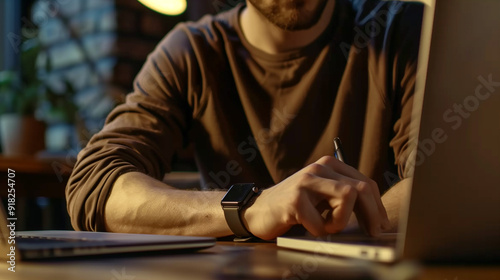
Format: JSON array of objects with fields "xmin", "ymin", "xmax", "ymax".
[{"xmin": 138, "ymin": 0, "xmax": 187, "ymax": 16}]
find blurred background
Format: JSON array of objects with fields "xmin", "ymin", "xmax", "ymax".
[{"xmin": 0, "ymin": 0, "xmax": 243, "ymax": 231}]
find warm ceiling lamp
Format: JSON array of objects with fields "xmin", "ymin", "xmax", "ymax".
[{"xmin": 138, "ymin": 0, "xmax": 187, "ymax": 16}]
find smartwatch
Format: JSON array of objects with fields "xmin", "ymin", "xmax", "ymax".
[{"xmin": 221, "ymin": 183, "xmax": 260, "ymax": 238}]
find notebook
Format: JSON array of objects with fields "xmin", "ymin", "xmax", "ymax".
[{"xmin": 278, "ymin": 0, "xmax": 500, "ymax": 262}]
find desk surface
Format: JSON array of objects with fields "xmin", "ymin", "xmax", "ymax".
[{"xmin": 1, "ymin": 242, "xmax": 499, "ymax": 280}]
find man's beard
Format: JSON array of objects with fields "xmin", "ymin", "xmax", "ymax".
[{"xmin": 248, "ymin": 0, "xmax": 329, "ymax": 31}]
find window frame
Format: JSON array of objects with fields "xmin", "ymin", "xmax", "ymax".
[{"xmin": 0, "ymin": 0, "xmax": 21, "ymax": 71}]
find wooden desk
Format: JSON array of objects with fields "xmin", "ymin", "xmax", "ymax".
[{"xmin": 0, "ymin": 242, "xmax": 498, "ymax": 280}]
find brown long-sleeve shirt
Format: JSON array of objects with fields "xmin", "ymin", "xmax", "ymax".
[{"xmin": 66, "ymin": 1, "xmax": 423, "ymax": 231}]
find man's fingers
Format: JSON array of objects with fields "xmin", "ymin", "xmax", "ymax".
[
  {"xmin": 296, "ymin": 193, "xmax": 327, "ymax": 236},
  {"xmin": 301, "ymin": 174, "xmax": 386, "ymax": 236},
  {"xmin": 313, "ymin": 156, "xmax": 390, "ymax": 230},
  {"xmin": 353, "ymin": 182, "xmax": 383, "ymax": 236},
  {"xmin": 295, "ymin": 174, "xmax": 357, "ymax": 235},
  {"xmin": 324, "ymin": 185, "xmax": 357, "ymax": 233},
  {"xmin": 315, "ymin": 155, "xmax": 371, "ymax": 182},
  {"xmin": 294, "ymin": 161, "xmax": 390, "ymax": 236},
  {"xmin": 319, "ymin": 181, "xmax": 382, "ymax": 236}
]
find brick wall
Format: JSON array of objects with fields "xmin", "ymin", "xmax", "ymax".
[
  {"xmin": 33, "ymin": 0, "xmax": 186, "ymax": 138},
  {"xmin": 33, "ymin": 0, "xmax": 116, "ymax": 137},
  {"xmin": 32, "ymin": 0, "xmax": 241, "ymax": 168},
  {"xmin": 113, "ymin": 0, "xmax": 186, "ymax": 94}
]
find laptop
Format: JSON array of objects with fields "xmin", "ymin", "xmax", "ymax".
[
  {"xmin": 0, "ymin": 200, "xmax": 215, "ymax": 261},
  {"xmin": 278, "ymin": 0, "xmax": 500, "ymax": 262}
]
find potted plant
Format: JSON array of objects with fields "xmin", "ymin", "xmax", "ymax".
[{"xmin": 0, "ymin": 39, "xmax": 46, "ymax": 156}]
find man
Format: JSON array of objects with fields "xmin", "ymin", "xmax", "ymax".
[{"xmin": 66, "ymin": 0, "xmax": 423, "ymax": 240}]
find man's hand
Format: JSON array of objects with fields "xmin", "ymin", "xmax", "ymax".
[{"xmin": 242, "ymin": 156, "xmax": 390, "ymax": 240}]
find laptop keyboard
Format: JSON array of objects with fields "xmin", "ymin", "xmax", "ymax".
[
  {"xmin": 16, "ymin": 235, "xmax": 121, "ymax": 248},
  {"xmin": 17, "ymin": 235, "xmax": 96, "ymax": 244}
]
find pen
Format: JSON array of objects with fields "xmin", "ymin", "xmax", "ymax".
[{"xmin": 333, "ymin": 137, "xmax": 346, "ymax": 163}]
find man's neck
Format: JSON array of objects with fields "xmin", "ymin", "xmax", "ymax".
[{"xmin": 240, "ymin": 0, "xmax": 336, "ymax": 54}]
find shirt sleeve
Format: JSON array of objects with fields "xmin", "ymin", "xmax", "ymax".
[
  {"xmin": 65, "ymin": 26, "xmax": 194, "ymax": 231},
  {"xmin": 388, "ymin": 3, "xmax": 424, "ymax": 179}
]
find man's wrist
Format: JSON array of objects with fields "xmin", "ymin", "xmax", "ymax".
[{"xmin": 241, "ymin": 187, "xmax": 269, "ymax": 239}]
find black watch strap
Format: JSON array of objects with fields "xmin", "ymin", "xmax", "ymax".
[{"xmin": 223, "ymin": 206, "xmax": 252, "ymax": 237}]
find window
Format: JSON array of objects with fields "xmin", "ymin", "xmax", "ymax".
[{"xmin": 0, "ymin": 0, "xmax": 21, "ymax": 71}]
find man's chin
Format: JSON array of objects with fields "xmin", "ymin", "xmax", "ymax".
[
  {"xmin": 249, "ymin": 0, "xmax": 328, "ymax": 31},
  {"xmin": 271, "ymin": 16, "xmax": 321, "ymax": 31}
]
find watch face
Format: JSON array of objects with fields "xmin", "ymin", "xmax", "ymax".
[{"xmin": 221, "ymin": 184, "xmax": 255, "ymax": 206}]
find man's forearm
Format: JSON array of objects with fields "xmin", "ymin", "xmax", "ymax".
[
  {"xmin": 104, "ymin": 172, "xmax": 232, "ymax": 237},
  {"xmin": 381, "ymin": 178, "xmax": 412, "ymax": 232},
  {"xmin": 103, "ymin": 165, "xmax": 406, "ymax": 238}
]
